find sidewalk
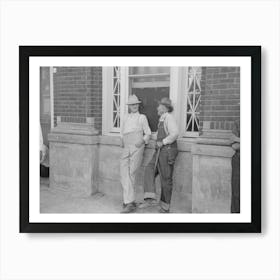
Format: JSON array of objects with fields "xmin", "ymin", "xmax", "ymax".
[{"xmin": 40, "ymin": 178, "xmax": 191, "ymax": 213}]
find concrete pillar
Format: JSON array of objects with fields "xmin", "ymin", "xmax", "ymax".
[
  {"xmin": 48, "ymin": 118, "xmax": 99, "ymax": 197},
  {"xmin": 191, "ymin": 141, "xmax": 235, "ymax": 213}
]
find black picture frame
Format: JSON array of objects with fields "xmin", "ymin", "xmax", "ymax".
[{"xmin": 20, "ymin": 46, "xmax": 261, "ymax": 233}]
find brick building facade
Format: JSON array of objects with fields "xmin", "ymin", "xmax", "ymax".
[
  {"xmin": 200, "ymin": 67, "xmax": 240, "ymax": 132},
  {"xmin": 41, "ymin": 66, "xmax": 240, "ymax": 213},
  {"xmin": 53, "ymin": 67, "xmax": 102, "ymax": 132}
]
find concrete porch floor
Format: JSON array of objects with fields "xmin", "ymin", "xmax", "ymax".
[{"xmin": 40, "ymin": 177, "xmax": 192, "ymax": 213}]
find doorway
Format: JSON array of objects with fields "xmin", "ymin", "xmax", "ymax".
[{"xmin": 128, "ymin": 67, "xmax": 170, "ymax": 132}]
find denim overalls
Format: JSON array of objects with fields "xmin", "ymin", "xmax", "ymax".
[{"xmin": 143, "ymin": 117, "xmax": 178, "ymax": 211}]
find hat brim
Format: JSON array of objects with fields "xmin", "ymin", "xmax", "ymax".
[
  {"xmin": 126, "ymin": 101, "xmax": 141, "ymax": 105},
  {"xmin": 158, "ymin": 101, "xmax": 172, "ymax": 107},
  {"xmin": 158, "ymin": 101, "xmax": 174, "ymax": 111}
]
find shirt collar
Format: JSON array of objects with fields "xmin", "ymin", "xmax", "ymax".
[
  {"xmin": 159, "ymin": 112, "xmax": 168, "ymax": 121},
  {"xmin": 129, "ymin": 111, "xmax": 139, "ymax": 117}
]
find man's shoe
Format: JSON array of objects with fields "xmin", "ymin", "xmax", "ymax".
[
  {"xmin": 159, "ymin": 207, "xmax": 170, "ymax": 213},
  {"xmin": 138, "ymin": 198, "xmax": 158, "ymax": 209},
  {"xmin": 121, "ymin": 202, "xmax": 137, "ymax": 213},
  {"xmin": 122, "ymin": 201, "xmax": 137, "ymax": 208}
]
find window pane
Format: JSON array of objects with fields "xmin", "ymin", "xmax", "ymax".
[
  {"xmin": 129, "ymin": 67, "xmax": 170, "ymax": 75},
  {"xmin": 112, "ymin": 67, "xmax": 121, "ymax": 130},
  {"xmin": 185, "ymin": 67, "xmax": 202, "ymax": 134},
  {"xmin": 129, "ymin": 67, "xmax": 170, "ymax": 83}
]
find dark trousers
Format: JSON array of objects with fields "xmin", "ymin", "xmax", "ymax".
[
  {"xmin": 40, "ymin": 164, "xmax": 49, "ymax": 178},
  {"xmin": 143, "ymin": 146, "xmax": 177, "ymax": 209},
  {"xmin": 231, "ymin": 150, "xmax": 240, "ymax": 213}
]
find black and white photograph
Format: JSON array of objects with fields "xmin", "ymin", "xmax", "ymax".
[
  {"xmin": 40, "ymin": 65, "xmax": 241, "ymax": 214},
  {"xmin": 20, "ymin": 46, "xmax": 260, "ymax": 232}
]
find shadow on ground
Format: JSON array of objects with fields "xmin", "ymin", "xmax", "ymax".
[{"xmin": 40, "ymin": 178, "xmax": 192, "ymax": 214}]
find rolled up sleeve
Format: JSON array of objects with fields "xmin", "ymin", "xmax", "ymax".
[
  {"xmin": 162, "ymin": 115, "xmax": 179, "ymax": 145},
  {"xmin": 141, "ymin": 115, "xmax": 152, "ymax": 144}
]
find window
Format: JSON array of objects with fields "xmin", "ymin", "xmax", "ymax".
[
  {"xmin": 184, "ymin": 67, "xmax": 202, "ymax": 137},
  {"xmin": 102, "ymin": 67, "xmax": 171, "ymax": 134},
  {"xmin": 102, "ymin": 67, "xmax": 128, "ymax": 134},
  {"xmin": 102, "ymin": 66, "xmax": 202, "ymax": 137},
  {"xmin": 112, "ymin": 67, "xmax": 121, "ymax": 129}
]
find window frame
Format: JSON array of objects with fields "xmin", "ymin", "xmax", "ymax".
[
  {"xmin": 102, "ymin": 66, "xmax": 201, "ymax": 138},
  {"xmin": 181, "ymin": 66, "xmax": 201, "ymax": 138},
  {"xmin": 102, "ymin": 67, "xmax": 129, "ymax": 135}
]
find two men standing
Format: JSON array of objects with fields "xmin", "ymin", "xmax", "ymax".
[{"xmin": 120, "ymin": 95, "xmax": 179, "ymax": 213}]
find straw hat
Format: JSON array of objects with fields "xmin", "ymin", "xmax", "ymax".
[{"xmin": 126, "ymin": 95, "xmax": 142, "ymax": 105}]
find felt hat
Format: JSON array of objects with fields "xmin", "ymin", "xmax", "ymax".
[
  {"xmin": 159, "ymin": 97, "xmax": 174, "ymax": 112},
  {"xmin": 126, "ymin": 95, "xmax": 142, "ymax": 105}
]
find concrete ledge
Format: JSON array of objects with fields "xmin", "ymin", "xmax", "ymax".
[
  {"xmin": 197, "ymin": 137, "xmax": 234, "ymax": 146},
  {"xmin": 52, "ymin": 123, "xmax": 99, "ymax": 136},
  {"xmin": 99, "ymin": 135, "xmax": 122, "ymax": 146},
  {"xmin": 201, "ymin": 129, "xmax": 234, "ymax": 139},
  {"xmin": 192, "ymin": 144, "xmax": 235, "ymax": 158},
  {"xmin": 177, "ymin": 138, "xmax": 193, "ymax": 152},
  {"xmin": 48, "ymin": 133, "xmax": 99, "ymax": 145},
  {"xmin": 93, "ymin": 135, "xmax": 235, "ymax": 153}
]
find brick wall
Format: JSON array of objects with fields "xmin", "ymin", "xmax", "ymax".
[
  {"xmin": 200, "ymin": 67, "xmax": 240, "ymax": 132},
  {"xmin": 53, "ymin": 67, "xmax": 102, "ymax": 133}
]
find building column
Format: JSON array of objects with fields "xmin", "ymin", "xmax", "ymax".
[
  {"xmin": 48, "ymin": 67, "xmax": 102, "ymax": 196},
  {"xmin": 191, "ymin": 66, "xmax": 240, "ymax": 213},
  {"xmin": 191, "ymin": 141, "xmax": 235, "ymax": 213}
]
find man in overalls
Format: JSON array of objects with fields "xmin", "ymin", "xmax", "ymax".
[
  {"xmin": 120, "ymin": 94, "xmax": 151, "ymax": 213},
  {"xmin": 139, "ymin": 98, "xmax": 179, "ymax": 213}
]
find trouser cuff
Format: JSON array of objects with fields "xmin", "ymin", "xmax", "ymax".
[
  {"xmin": 144, "ymin": 192, "xmax": 156, "ymax": 200},
  {"xmin": 160, "ymin": 200, "xmax": 170, "ymax": 211}
]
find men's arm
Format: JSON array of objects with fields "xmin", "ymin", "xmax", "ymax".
[
  {"xmin": 120, "ymin": 115, "xmax": 127, "ymax": 147},
  {"xmin": 162, "ymin": 115, "xmax": 179, "ymax": 145},
  {"xmin": 141, "ymin": 115, "xmax": 152, "ymax": 144},
  {"xmin": 120, "ymin": 115, "xmax": 126, "ymax": 137}
]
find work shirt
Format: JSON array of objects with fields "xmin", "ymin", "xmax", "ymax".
[
  {"xmin": 121, "ymin": 112, "xmax": 151, "ymax": 144},
  {"xmin": 40, "ymin": 124, "xmax": 49, "ymax": 167},
  {"xmin": 154, "ymin": 112, "xmax": 179, "ymax": 145}
]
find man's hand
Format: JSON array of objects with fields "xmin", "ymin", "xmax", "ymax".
[
  {"xmin": 135, "ymin": 139, "xmax": 145, "ymax": 148},
  {"xmin": 156, "ymin": 141, "xmax": 163, "ymax": 148}
]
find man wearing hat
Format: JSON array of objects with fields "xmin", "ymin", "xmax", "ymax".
[
  {"xmin": 120, "ymin": 94, "xmax": 151, "ymax": 213},
  {"xmin": 139, "ymin": 97, "xmax": 179, "ymax": 213}
]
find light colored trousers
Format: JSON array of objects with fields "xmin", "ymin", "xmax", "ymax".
[{"xmin": 120, "ymin": 131, "xmax": 144, "ymax": 204}]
